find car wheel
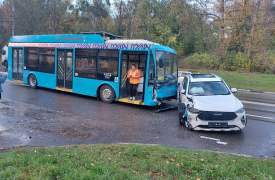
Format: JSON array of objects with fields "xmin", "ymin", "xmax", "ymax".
[
  {"xmin": 179, "ymin": 113, "xmax": 183, "ymax": 125},
  {"xmin": 29, "ymin": 74, "xmax": 38, "ymax": 89},
  {"xmin": 3, "ymin": 61, "xmax": 7, "ymax": 67},
  {"xmin": 100, "ymin": 85, "xmax": 115, "ymax": 103},
  {"xmin": 185, "ymin": 120, "xmax": 193, "ymax": 131}
]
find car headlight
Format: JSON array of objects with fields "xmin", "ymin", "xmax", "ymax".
[
  {"xmin": 188, "ymin": 105, "xmax": 200, "ymax": 114},
  {"xmin": 235, "ymin": 107, "xmax": 245, "ymax": 113}
]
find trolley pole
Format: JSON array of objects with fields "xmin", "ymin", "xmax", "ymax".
[{"xmin": 12, "ymin": 0, "xmax": 15, "ymax": 36}]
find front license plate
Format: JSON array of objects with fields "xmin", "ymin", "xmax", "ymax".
[{"xmin": 208, "ymin": 122, "xmax": 228, "ymax": 128}]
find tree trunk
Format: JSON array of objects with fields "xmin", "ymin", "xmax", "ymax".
[
  {"xmin": 238, "ymin": 0, "xmax": 248, "ymax": 52},
  {"xmin": 219, "ymin": 0, "xmax": 225, "ymax": 61},
  {"xmin": 247, "ymin": 0, "xmax": 261, "ymax": 59}
]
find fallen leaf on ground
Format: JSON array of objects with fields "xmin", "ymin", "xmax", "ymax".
[
  {"xmin": 152, "ymin": 171, "xmax": 159, "ymax": 175},
  {"xmin": 185, "ymin": 170, "xmax": 192, "ymax": 174},
  {"xmin": 170, "ymin": 158, "xmax": 176, "ymax": 162}
]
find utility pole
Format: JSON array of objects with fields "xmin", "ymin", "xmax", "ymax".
[
  {"xmin": 12, "ymin": 0, "xmax": 15, "ymax": 36},
  {"xmin": 54, "ymin": 0, "xmax": 56, "ymax": 34}
]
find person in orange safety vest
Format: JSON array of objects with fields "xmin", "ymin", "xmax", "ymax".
[{"xmin": 127, "ymin": 64, "xmax": 141, "ymax": 100}]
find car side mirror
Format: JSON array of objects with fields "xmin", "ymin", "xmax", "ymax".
[
  {"xmin": 231, "ymin": 88, "xmax": 238, "ymax": 93},
  {"xmin": 180, "ymin": 89, "xmax": 186, "ymax": 94},
  {"xmin": 178, "ymin": 103, "xmax": 186, "ymax": 114}
]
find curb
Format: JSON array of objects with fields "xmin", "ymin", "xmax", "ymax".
[{"xmin": 238, "ymin": 89, "xmax": 275, "ymax": 95}]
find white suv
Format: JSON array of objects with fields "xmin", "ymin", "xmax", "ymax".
[{"xmin": 178, "ymin": 74, "xmax": 247, "ymax": 131}]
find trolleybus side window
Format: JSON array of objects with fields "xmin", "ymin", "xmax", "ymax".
[
  {"xmin": 25, "ymin": 47, "xmax": 55, "ymax": 74},
  {"xmin": 75, "ymin": 49, "xmax": 97, "ymax": 79},
  {"xmin": 97, "ymin": 50, "xmax": 119, "ymax": 81}
]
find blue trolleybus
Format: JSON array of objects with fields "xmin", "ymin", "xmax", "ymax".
[{"xmin": 7, "ymin": 34, "xmax": 177, "ymax": 106}]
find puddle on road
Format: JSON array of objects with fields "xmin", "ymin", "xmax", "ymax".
[
  {"xmin": 1, "ymin": 131, "xmax": 32, "ymax": 146},
  {"xmin": 0, "ymin": 125, "xmax": 6, "ymax": 131},
  {"xmin": 1, "ymin": 101, "xmax": 11, "ymax": 106},
  {"xmin": 0, "ymin": 105, "xmax": 55, "ymax": 120},
  {"xmin": 0, "ymin": 107, "xmax": 26, "ymax": 117}
]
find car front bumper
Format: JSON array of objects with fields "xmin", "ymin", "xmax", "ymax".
[{"xmin": 186, "ymin": 111, "xmax": 247, "ymax": 131}]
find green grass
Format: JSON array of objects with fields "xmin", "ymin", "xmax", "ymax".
[
  {"xmin": 0, "ymin": 144, "xmax": 274, "ymax": 179},
  {"xmin": 181, "ymin": 69, "xmax": 275, "ymax": 92}
]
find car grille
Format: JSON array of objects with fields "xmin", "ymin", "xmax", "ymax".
[
  {"xmin": 197, "ymin": 111, "xmax": 237, "ymax": 121},
  {"xmin": 197, "ymin": 125, "xmax": 238, "ymax": 129}
]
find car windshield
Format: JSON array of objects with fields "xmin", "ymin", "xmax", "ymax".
[
  {"xmin": 188, "ymin": 81, "xmax": 231, "ymax": 96},
  {"xmin": 155, "ymin": 51, "xmax": 177, "ymax": 86}
]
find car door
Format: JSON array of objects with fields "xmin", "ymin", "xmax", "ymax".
[{"xmin": 180, "ymin": 76, "xmax": 189, "ymax": 104}]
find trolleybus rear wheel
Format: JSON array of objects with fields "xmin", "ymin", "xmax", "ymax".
[
  {"xmin": 100, "ymin": 85, "xmax": 115, "ymax": 103},
  {"xmin": 29, "ymin": 74, "xmax": 38, "ymax": 89}
]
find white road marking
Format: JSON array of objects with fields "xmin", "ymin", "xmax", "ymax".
[
  {"xmin": 216, "ymin": 141, "xmax": 227, "ymax": 145},
  {"xmin": 241, "ymin": 100, "xmax": 275, "ymax": 107},
  {"xmin": 246, "ymin": 114, "xmax": 274, "ymax": 120},
  {"xmin": 200, "ymin": 136, "xmax": 220, "ymax": 141},
  {"xmin": 200, "ymin": 136, "xmax": 228, "ymax": 145}
]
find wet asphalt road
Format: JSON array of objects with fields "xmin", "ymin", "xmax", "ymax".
[{"xmin": 0, "ymin": 74, "xmax": 275, "ymax": 159}]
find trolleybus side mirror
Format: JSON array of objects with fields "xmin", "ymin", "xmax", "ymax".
[
  {"xmin": 159, "ymin": 59, "xmax": 163, "ymax": 68},
  {"xmin": 149, "ymin": 72, "xmax": 153, "ymax": 79}
]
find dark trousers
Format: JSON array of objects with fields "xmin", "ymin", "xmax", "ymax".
[
  {"xmin": 0, "ymin": 93, "xmax": 1, "ymax": 99},
  {"xmin": 130, "ymin": 83, "xmax": 138, "ymax": 97}
]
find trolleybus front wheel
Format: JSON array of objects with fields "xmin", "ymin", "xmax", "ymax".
[
  {"xmin": 29, "ymin": 74, "xmax": 38, "ymax": 89},
  {"xmin": 100, "ymin": 85, "xmax": 115, "ymax": 103}
]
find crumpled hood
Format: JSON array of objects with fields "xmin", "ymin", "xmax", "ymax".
[{"xmin": 192, "ymin": 94, "xmax": 243, "ymax": 112}]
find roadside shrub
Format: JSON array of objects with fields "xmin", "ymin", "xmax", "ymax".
[
  {"xmin": 185, "ymin": 53, "xmax": 219, "ymax": 70},
  {"xmin": 180, "ymin": 51, "xmax": 275, "ymax": 74}
]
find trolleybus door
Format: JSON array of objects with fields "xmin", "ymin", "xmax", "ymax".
[
  {"xmin": 12, "ymin": 48, "xmax": 23, "ymax": 81},
  {"xmin": 119, "ymin": 51, "xmax": 148, "ymax": 101},
  {"xmin": 57, "ymin": 49, "xmax": 73, "ymax": 89},
  {"xmin": 119, "ymin": 52, "xmax": 128, "ymax": 98}
]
